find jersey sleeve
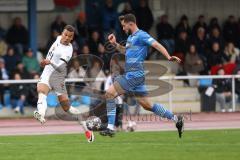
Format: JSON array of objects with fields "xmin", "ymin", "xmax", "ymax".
[
  {"xmin": 60, "ymin": 46, "xmax": 73, "ymax": 63},
  {"xmin": 140, "ymin": 32, "xmax": 156, "ymax": 46}
]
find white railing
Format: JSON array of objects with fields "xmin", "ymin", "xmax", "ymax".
[{"xmin": 1, "ymin": 75, "xmax": 239, "ymax": 111}]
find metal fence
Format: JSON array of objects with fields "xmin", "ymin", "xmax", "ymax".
[{"xmin": 0, "ymin": 75, "xmax": 240, "ymax": 111}]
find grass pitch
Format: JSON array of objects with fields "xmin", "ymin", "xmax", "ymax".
[{"xmin": 0, "ymin": 129, "xmax": 239, "ymax": 160}]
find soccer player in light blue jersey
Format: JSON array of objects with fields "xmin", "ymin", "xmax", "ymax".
[{"xmin": 100, "ymin": 14, "xmax": 184, "ymax": 138}]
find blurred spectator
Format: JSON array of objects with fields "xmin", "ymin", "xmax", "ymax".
[
  {"xmin": 213, "ymin": 68, "xmax": 232, "ymax": 112},
  {"xmin": 72, "ymin": 50, "xmax": 79, "ymax": 58},
  {"xmin": 6, "ymin": 17, "xmax": 28, "ymax": 54},
  {"xmin": 89, "ymin": 60, "xmax": 106, "ymax": 91},
  {"xmin": 3, "ymin": 47, "xmax": 21, "ymax": 74},
  {"xmin": 174, "ymin": 30, "xmax": 190, "ymax": 58},
  {"xmin": 0, "ymin": 58, "xmax": 9, "ymax": 81},
  {"xmin": 81, "ymin": 44, "xmax": 90, "ymax": 55},
  {"xmin": 0, "ymin": 58, "xmax": 8, "ymax": 105},
  {"xmin": 223, "ymin": 15, "xmax": 238, "ymax": 45},
  {"xmin": 73, "ymin": 12, "xmax": 89, "ymax": 46},
  {"xmin": 175, "ymin": 15, "xmax": 191, "ymax": 37},
  {"xmin": 208, "ymin": 42, "xmax": 225, "ymax": 69},
  {"xmin": 71, "ymin": 39, "xmax": 80, "ymax": 53},
  {"xmin": 235, "ymin": 69, "xmax": 240, "ymax": 100},
  {"xmin": 208, "ymin": 17, "xmax": 221, "ymax": 34},
  {"xmin": 120, "ymin": 2, "xmax": 134, "ymax": 15},
  {"xmin": 0, "ymin": 58, "xmax": 9, "ymax": 101},
  {"xmin": 98, "ymin": 44, "xmax": 111, "ymax": 71},
  {"xmin": 0, "ymin": 24, "xmax": 6, "ymax": 39},
  {"xmin": 27, "ymin": 74, "xmax": 39, "ymax": 106},
  {"xmin": 88, "ymin": 30, "xmax": 103, "ymax": 55},
  {"xmin": 156, "ymin": 15, "xmax": 175, "ymax": 54},
  {"xmin": 237, "ymin": 18, "xmax": 240, "ymax": 48},
  {"xmin": 22, "ymin": 49, "xmax": 40, "ymax": 75},
  {"xmin": 102, "ymin": 0, "xmax": 118, "ymax": 38},
  {"xmin": 198, "ymin": 76, "xmax": 216, "ymax": 112},
  {"xmin": 10, "ymin": 73, "xmax": 27, "ymax": 115},
  {"xmin": 184, "ymin": 44, "xmax": 204, "ymax": 79},
  {"xmin": 192, "ymin": 15, "xmax": 207, "ymax": 38},
  {"xmin": 68, "ymin": 59, "xmax": 86, "ymax": 91},
  {"xmin": 135, "ymin": 0, "xmax": 154, "ymax": 32},
  {"xmin": 86, "ymin": 0, "xmax": 102, "ymax": 32},
  {"xmin": 208, "ymin": 27, "xmax": 225, "ymax": 50},
  {"xmin": 50, "ymin": 15, "xmax": 66, "ymax": 34},
  {"xmin": 46, "ymin": 30, "xmax": 60, "ymax": 52},
  {"xmin": 0, "ymin": 38, "xmax": 8, "ymax": 57},
  {"xmin": 12, "ymin": 61, "xmax": 30, "ymax": 79},
  {"xmin": 68, "ymin": 59, "xmax": 86, "ymax": 79},
  {"xmin": 223, "ymin": 42, "xmax": 240, "ymax": 64},
  {"xmin": 193, "ymin": 27, "xmax": 208, "ymax": 57}
]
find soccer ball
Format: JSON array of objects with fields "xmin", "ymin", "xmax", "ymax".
[{"xmin": 86, "ymin": 116, "xmax": 102, "ymax": 131}]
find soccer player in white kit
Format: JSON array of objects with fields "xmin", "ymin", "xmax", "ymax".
[{"xmin": 34, "ymin": 25, "xmax": 94, "ymax": 142}]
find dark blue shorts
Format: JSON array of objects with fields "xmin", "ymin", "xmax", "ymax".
[{"xmin": 115, "ymin": 75, "xmax": 147, "ymax": 96}]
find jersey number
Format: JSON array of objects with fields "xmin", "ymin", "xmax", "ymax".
[{"xmin": 48, "ymin": 51, "xmax": 54, "ymax": 60}]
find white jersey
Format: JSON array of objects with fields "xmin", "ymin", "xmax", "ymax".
[
  {"xmin": 38, "ymin": 36, "xmax": 73, "ymax": 95},
  {"xmin": 43, "ymin": 36, "xmax": 73, "ymax": 76}
]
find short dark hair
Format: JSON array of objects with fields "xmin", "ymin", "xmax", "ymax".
[
  {"xmin": 64, "ymin": 25, "xmax": 75, "ymax": 32},
  {"xmin": 119, "ymin": 13, "xmax": 136, "ymax": 23},
  {"xmin": 118, "ymin": 15, "xmax": 125, "ymax": 22}
]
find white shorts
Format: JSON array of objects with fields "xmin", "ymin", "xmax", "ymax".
[{"xmin": 38, "ymin": 70, "xmax": 67, "ymax": 96}]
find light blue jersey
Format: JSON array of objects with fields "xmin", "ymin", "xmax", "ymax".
[{"xmin": 125, "ymin": 29, "xmax": 155, "ymax": 79}]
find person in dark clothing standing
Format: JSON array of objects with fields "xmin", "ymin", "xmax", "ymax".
[
  {"xmin": 102, "ymin": 0, "xmax": 118, "ymax": 39},
  {"xmin": 135, "ymin": 0, "xmax": 154, "ymax": 32},
  {"xmin": 50, "ymin": 15, "xmax": 66, "ymax": 34},
  {"xmin": 156, "ymin": 14, "xmax": 175, "ymax": 54},
  {"xmin": 73, "ymin": 12, "xmax": 89, "ymax": 46},
  {"xmin": 223, "ymin": 15, "xmax": 238, "ymax": 45},
  {"xmin": 6, "ymin": 17, "xmax": 28, "ymax": 54},
  {"xmin": 120, "ymin": 2, "xmax": 135, "ymax": 15}
]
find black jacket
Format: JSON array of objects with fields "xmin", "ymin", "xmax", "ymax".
[
  {"xmin": 213, "ymin": 79, "xmax": 231, "ymax": 93},
  {"xmin": 10, "ymin": 84, "xmax": 28, "ymax": 99}
]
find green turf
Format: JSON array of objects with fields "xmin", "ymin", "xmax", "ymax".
[{"xmin": 0, "ymin": 129, "xmax": 240, "ymax": 160}]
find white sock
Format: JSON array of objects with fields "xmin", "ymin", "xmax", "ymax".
[
  {"xmin": 80, "ymin": 121, "xmax": 89, "ymax": 132},
  {"xmin": 37, "ymin": 93, "xmax": 47, "ymax": 117},
  {"xmin": 107, "ymin": 124, "xmax": 114, "ymax": 130},
  {"xmin": 68, "ymin": 106, "xmax": 81, "ymax": 115}
]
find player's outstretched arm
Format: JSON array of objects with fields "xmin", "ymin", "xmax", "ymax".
[
  {"xmin": 40, "ymin": 59, "xmax": 66, "ymax": 73},
  {"xmin": 151, "ymin": 41, "xmax": 181, "ymax": 63},
  {"xmin": 108, "ymin": 33, "xmax": 126, "ymax": 54}
]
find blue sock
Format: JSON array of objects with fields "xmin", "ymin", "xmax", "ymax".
[
  {"xmin": 106, "ymin": 99, "xmax": 116, "ymax": 130},
  {"xmin": 151, "ymin": 103, "xmax": 174, "ymax": 120}
]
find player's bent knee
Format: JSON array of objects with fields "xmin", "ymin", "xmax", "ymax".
[{"xmin": 37, "ymin": 84, "xmax": 49, "ymax": 95}]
